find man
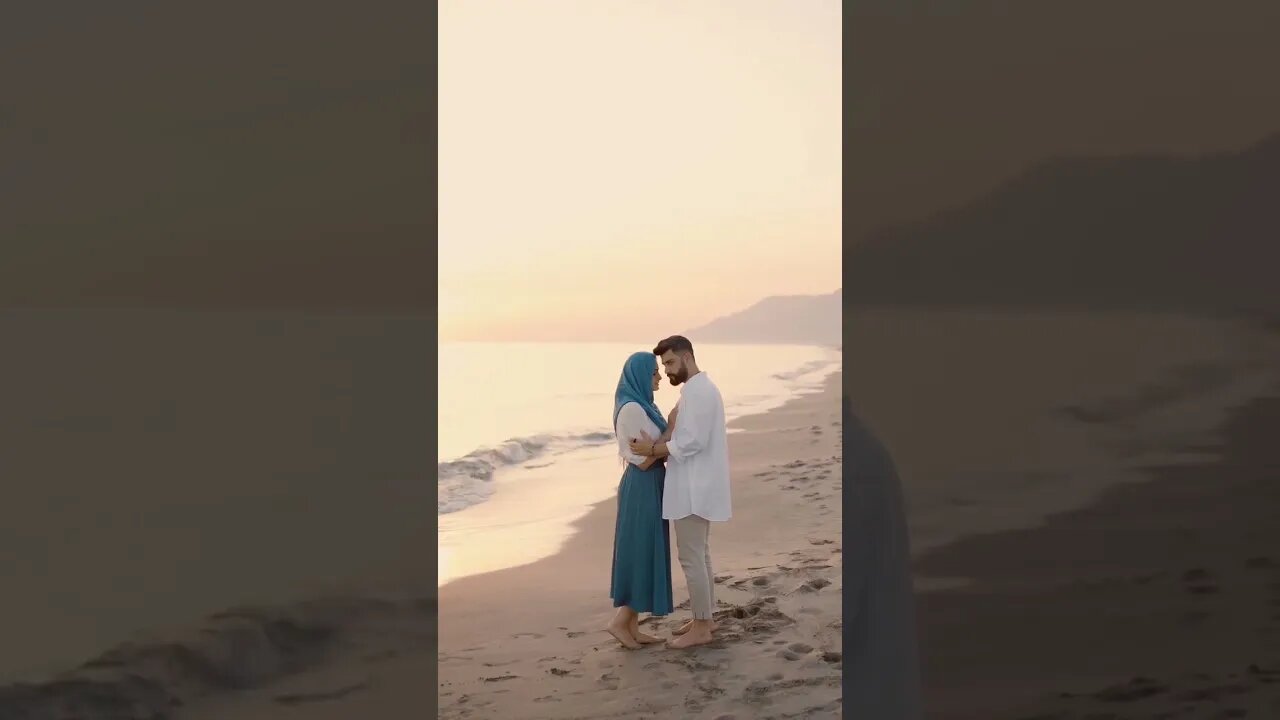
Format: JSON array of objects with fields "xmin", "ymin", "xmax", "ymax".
[{"xmin": 629, "ymin": 335, "xmax": 731, "ymax": 649}]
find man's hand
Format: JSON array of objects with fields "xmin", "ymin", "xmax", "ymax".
[{"xmin": 629, "ymin": 432, "xmax": 655, "ymax": 456}]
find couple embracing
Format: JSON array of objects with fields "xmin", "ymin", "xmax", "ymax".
[{"xmin": 606, "ymin": 335, "xmax": 731, "ymax": 650}]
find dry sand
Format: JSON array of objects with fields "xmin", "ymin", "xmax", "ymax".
[{"xmin": 178, "ymin": 374, "xmax": 844, "ymax": 720}]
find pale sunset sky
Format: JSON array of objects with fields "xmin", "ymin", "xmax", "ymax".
[{"xmin": 439, "ymin": 0, "xmax": 842, "ymax": 342}]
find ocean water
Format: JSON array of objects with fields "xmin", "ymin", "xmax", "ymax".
[{"xmin": 437, "ymin": 342, "xmax": 840, "ymax": 585}]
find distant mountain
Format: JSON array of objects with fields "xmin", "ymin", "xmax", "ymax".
[
  {"xmin": 686, "ymin": 290, "xmax": 841, "ymax": 345},
  {"xmin": 845, "ymin": 132, "xmax": 1280, "ymax": 317}
]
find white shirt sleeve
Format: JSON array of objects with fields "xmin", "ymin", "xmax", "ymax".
[
  {"xmin": 615, "ymin": 402, "xmax": 651, "ymax": 466},
  {"xmin": 667, "ymin": 383, "xmax": 712, "ymax": 461}
]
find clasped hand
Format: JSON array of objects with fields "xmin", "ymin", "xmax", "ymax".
[{"xmin": 629, "ymin": 433, "xmax": 655, "ymax": 456}]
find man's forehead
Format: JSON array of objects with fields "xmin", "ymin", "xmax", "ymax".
[{"xmin": 660, "ymin": 351, "xmax": 679, "ymax": 362}]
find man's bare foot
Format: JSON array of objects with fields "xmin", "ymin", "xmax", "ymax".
[
  {"xmin": 672, "ymin": 618, "xmax": 718, "ymax": 636},
  {"xmin": 629, "ymin": 617, "xmax": 662, "ymax": 644},
  {"xmin": 605, "ymin": 620, "xmax": 642, "ymax": 650},
  {"xmin": 667, "ymin": 625, "xmax": 714, "ymax": 649}
]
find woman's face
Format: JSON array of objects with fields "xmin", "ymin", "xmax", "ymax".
[{"xmin": 651, "ymin": 368, "xmax": 661, "ymax": 392}]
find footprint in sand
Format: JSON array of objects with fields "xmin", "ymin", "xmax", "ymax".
[
  {"xmin": 797, "ymin": 578, "xmax": 832, "ymax": 593},
  {"xmin": 512, "ymin": 632, "xmax": 546, "ymax": 639}
]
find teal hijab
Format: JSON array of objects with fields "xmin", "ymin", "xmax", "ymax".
[{"xmin": 613, "ymin": 352, "xmax": 669, "ymax": 433}]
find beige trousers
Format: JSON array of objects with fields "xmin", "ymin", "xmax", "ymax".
[{"xmin": 674, "ymin": 515, "xmax": 715, "ymax": 620}]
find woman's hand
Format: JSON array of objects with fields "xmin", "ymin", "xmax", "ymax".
[{"xmin": 629, "ymin": 432, "xmax": 655, "ymax": 457}]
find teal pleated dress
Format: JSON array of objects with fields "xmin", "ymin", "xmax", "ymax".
[
  {"xmin": 608, "ymin": 352, "xmax": 674, "ymax": 617},
  {"xmin": 610, "ymin": 460, "xmax": 674, "ymax": 615}
]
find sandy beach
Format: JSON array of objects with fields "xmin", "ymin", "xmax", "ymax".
[
  {"xmin": 847, "ymin": 309, "xmax": 1280, "ymax": 719},
  {"xmin": 433, "ymin": 374, "xmax": 844, "ymax": 720},
  {"xmin": 168, "ymin": 373, "xmax": 843, "ymax": 720}
]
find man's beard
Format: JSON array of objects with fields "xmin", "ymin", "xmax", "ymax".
[{"xmin": 668, "ymin": 368, "xmax": 689, "ymax": 386}]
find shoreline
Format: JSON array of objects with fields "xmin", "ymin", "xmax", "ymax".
[
  {"xmin": 434, "ymin": 370, "xmax": 845, "ymax": 719},
  {"xmin": 163, "ymin": 370, "xmax": 845, "ymax": 720},
  {"xmin": 437, "ymin": 362, "xmax": 840, "ymax": 590},
  {"xmin": 436, "ymin": 370, "xmax": 843, "ymax": 648},
  {"xmin": 0, "ymin": 365, "xmax": 841, "ymax": 720}
]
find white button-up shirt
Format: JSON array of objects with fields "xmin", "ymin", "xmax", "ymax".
[{"xmin": 662, "ymin": 372, "xmax": 732, "ymax": 522}]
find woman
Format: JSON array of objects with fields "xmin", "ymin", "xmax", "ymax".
[{"xmin": 606, "ymin": 351, "xmax": 675, "ymax": 648}]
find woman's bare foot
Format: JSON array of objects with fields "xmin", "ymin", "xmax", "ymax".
[
  {"xmin": 629, "ymin": 616, "xmax": 662, "ymax": 644},
  {"xmin": 671, "ymin": 618, "xmax": 718, "ymax": 636},
  {"xmin": 605, "ymin": 619, "xmax": 642, "ymax": 650}
]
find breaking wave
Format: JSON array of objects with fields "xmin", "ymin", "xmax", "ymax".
[{"xmin": 438, "ymin": 432, "xmax": 615, "ymax": 514}]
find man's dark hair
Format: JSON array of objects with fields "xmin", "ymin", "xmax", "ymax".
[{"xmin": 653, "ymin": 335, "xmax": 695, "ymax": 358}]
